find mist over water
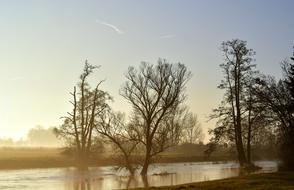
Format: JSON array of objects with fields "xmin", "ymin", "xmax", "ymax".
[
  {"xmin": 0, "ymin": 161, "xmax": 277, "ymax": 190},
  {"xmin": 0, "ymin": 1, "xmax": 292, "ymax": 190}
]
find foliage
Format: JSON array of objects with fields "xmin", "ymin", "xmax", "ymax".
[{"xmin": 130, "ymin": 172, "xmax": 294, "ymax": 190}]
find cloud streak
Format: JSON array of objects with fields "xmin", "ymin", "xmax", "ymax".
[
  {"xmin": 159, "ymin": 34, "xmax": 176, "ymax": 39},
  {"xmin": 9, "ymin": 76, "xmax": 24, "ymax": 81},
  {"xmin": 96, "ymin": 20, "xmax": 124, "ymax": 35}
]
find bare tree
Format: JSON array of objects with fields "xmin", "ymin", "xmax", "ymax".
[
  {"xmin": 254, "ymin": 67, "xmax": 294, "ymax": 170},
  {"xmin": 96, "ymin": 111, "xmax": 140, "ymax": 175},
  {"xmin": 242, "ymin": 75, "xmax": 270, "ymax": 164},
  {"xmin": 120, "ymin": 59, "xmax": 191, "ymax": 175},
  {"xmin": 181, "ymin": 112, "xmax": 204, "ymax": 144},
  {"xmin": 55, "ymin": 61, "xmax": 110, "ymax": 169},
  {"xmin": 210, "ymin": 39, "xmax": 256, "ymax": 166}
]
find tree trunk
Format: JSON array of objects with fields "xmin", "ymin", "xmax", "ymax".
[
  {"xmin": 236, "ymin": 136, "xmax": 247, "ymax": 165},
  {"xmin": 141, "ymin": 174, "xmax": 149, "ymax": 187},
  {"xmin": 236, "ymin": 119, "xmax": 247, "ymax": 165},
  {"xmin": 247, "ymin": 109, "xmax": 252, "ymax": 164},
  {"xmin": 76, "ymin": 149, "xmax": 89, "ymax": 170},
  {"xmin": 235, "ymin": 61, "xmax": 247, "ymax": 166},
  {"xmin": 247, "ymin": 128, "xmax": 251, "ymax": 164},
  {"xmin": 140, "ymin": 155, "xmax": 150, "ymax": 175},
  {"xmin": 140, "ymin": 145, "xmax": 151, "ymax": 175},
  {"xmin": 235, "ymin": 97, "xmax": 247, "ymax": 165},
  {"xmin": 125, "ymin": 156, "xmax": 135, "ymax": 175}
]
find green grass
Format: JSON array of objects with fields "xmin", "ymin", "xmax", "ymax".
[{"xmin": 130, "ymin": 172, "xmax": 294, "ymax": 190}]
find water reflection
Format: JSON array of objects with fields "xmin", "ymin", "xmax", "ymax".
[
  {"xmin": 117, "ymin": 175, "xmax": 139, "ymax": 189},
  {"xmin": 69, "ymin": 170, "xmax": 91, "ymax": 190},
  {"xmin": 141, "ymin": 175, "xmax": 149, "ymax": 188},
  {"xmin": 73, "ymin": 179, "xmax": 91, "ymax": 190},
  {"xmin": 0, "ymin": 161, "xmax": 278, "ymax": 190}
]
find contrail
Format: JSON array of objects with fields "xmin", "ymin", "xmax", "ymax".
[
  {"xmin": 160, "ymin": 34, "xmax": 175, "ymax": 39},
  {"xmin": 9, "ymin": 76, "xmax": 24, "ymax": 81},
  {"xmin": 96, "ymin": 20, "xmax": 124, "ymax": 35}
]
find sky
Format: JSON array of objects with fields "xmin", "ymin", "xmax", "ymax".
[{"xmin": 0, "ymin": 0, "xmax": 293, "ymax": 141}]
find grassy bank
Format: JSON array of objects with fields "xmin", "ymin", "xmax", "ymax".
[
  {"xmin": 0, "ymin": 144, "xmax": 276, "ymax": 170},
  {"xmin": 0, "ymin": 146, "xmax": 224, "ymax": 170},
  {"xmin": 0, "ymin": 147, "xmax": 106, "ymax": 169},
  {"xmin": 0, "ymin": 147, "xmax": 73, "ymax": 169},
  {"xmin": 0, "ymin": 147, "xmax": 114, "ymax": 169},
  {"xmin": 130, "ymin": 172, "xmax": 294, "ymax": 190}
]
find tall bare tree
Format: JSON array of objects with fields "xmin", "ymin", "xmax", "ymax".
[
  {"xmin": 210, "ymin": 39, "xmax": 256, "ymax": 166},
  {"xmin": 56, "ymin": 61, "xmax": 110, "ymax": 169},
  {"xmin": 120, "ymin": 59, "xmax": 191, "ymax": 175}
]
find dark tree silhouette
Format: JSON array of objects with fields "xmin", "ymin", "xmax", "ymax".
[
  {"xmin": 55, "ymin": 61, "xmax": 111, "ymax": 169},
  {"xmin": 120, "ymin": 59, "xmax": 191, "ymax": 175},
  {"xmin": 242, "ymin": 74, "xmax": 270, "ymax": 164},
  {"xmin": 210, "ymin": 39, "xmax": 257, "ymax": 166},
  {"xmin": 254, "ymin": 74, "xmax": 294, "ymax": 170},
  {"xmin": 284, "ymin": 64, "xmax": 294, "ymax": 97},
  {"xmin": 284, "ymin": 47, "xmax": 294, "ymax": 110},
  {"xmin": 276, "ymin": 47, "xmax": 294, "ymax": 170}
]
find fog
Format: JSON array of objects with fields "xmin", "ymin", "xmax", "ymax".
[{"xmin": 0, "ymin": 126, "xmax": 61, "ymax": 147}]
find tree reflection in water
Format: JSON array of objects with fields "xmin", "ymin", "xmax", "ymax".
[
  {"xmin": 125, "ymin": 175, "xmax": 138, "ymax": 189},
  {"xmin": 70, "ymin": 170, "xmax": 141, "ymax": 190},
  {"xmin": 63, "ymin": 161, "xmax": 277, "ymax": 190},
  {"xmin": 74, "ymin": 179, "xmax": 91, "ymax": 190},
  {"xmin": 71, "ymin": 169, "xmax": 92, "ymax": 190},
  {"xmin": 141, "ymin": 175, "xmax": 149, "ymax": 188}
]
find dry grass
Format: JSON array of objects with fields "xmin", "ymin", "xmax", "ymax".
[
  {"xmin": 0, "ymin": 147, "xmax": 62, "ymax": 159},
  {"xmin": 130, "ymin": 172, "xmax": 294, "ymax": 190},
  {"xmin": 0, "ymin": 147, "xmax": 73, "ymax": 169}
]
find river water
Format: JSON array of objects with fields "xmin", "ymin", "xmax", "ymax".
[{"xmin": 0, "ymin": 161, "xmax": 278, "ymax": 190}]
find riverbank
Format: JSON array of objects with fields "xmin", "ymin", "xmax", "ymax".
[
  {"xmin": 0, "ymin": 147, "xmax": 71, "ymax": 169},
  {"xmin": 0, "ymin": 146, "xmax": 276, "ymax": 170},
  {"xmin": 0, "ymin": 147, "xmax": 110, "ymax": 170},
  {"xmin": 130, "ymin": 172, "xmax": 294, "ymax": 190},
  {"xmin": 0, "ymin": 147, "xmax": 230, "ymax": 170}
]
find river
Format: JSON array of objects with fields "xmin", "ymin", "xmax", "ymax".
[{"xmin": 0, "ymin": 161, "xmax": 278, "ymax": 190}]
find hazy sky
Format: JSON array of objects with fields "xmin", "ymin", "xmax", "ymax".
[{"xmin": 0, "ymin": 0, "xmax": 293, "ymax": 141}]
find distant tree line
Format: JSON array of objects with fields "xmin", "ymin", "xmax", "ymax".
[
  {"xmin": 0, "ymin": 126, "xmax": 59, "ymax": 147},
  {"xmin": 27, "ymin": 126, "xmax": 60, "ymax": 147}
]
